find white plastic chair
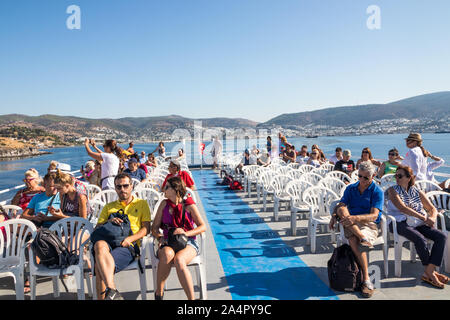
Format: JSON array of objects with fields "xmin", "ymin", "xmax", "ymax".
[
  {"xmin": 29, "ymin": 217, "xmax": 93, "ymax": 300},
  {"xmin": 85, "ymin": 184, "xmax": 101, "ymax": 201},
  {"xmin": 247, "ymin": 167, "xmax": 268, "ymax": 198},
  {"xmin": 298, "ymin": 164, "xmax": 316, "ymax": 174},
  {"xmin": 320, "ymin": 163, "xmax": 335, "ymax": 171},
  {"xmin": 149, "ymin": 232, "xmax": 207, "ymax": 300},
  {"xmin": 287, "ymin": 169, "xmax": 303, "ymax": 180},
  {"xmin": 276, "ymin": 166, "xmax": 292, "ymax": 176},
  {"xmin": 415, "ymin": 180, "xmax": 443, "ymax": 193},
  {"xmin": 0, "ymin": 219, "xmax": 37, "ymax": 300},
  {"xmin": 131, "ymin": 178, "xmax": 142, "ymax": 190},
  {"xmin": 242, "ymin": 165, "xmax": 259, "ymax": 196},
  {"xmin": 331, "ymin": 201, "xmax": 389, "ymax": 278},
  {"xmin": 311, "ymin": 167, "xmax": 329, "ymax": 178},
  {"xmin": 271, "ymin": 175, "xmax": 294, "ymax": 221},
  {"xmin": 133, "ymin": 187, "xmax": 163, "ymax": 214},
  {"xmin": 298, "ymin": 172, "xmax": 323, "ymax": 186},
  {"xmin": 285, "ymin": 180, "xmax": 313, "ymax": 236},
  {"xmin": 302, "ymin": 187, "xmax": 339, "ymax": 253},
  {"xmin": 2, "ymin": 205, "xmax": 23, "ymax": 219},
  {"xmin": 445, "ymin": 179, "xmax": 450, "ymax": 189},
  {"xmin": 93, "ymin": 189, "xmax": 118, "ymax": 204},
  {"xmin": 88, "ymin": 199, "xmax": 105, "ymax": 225},
  {"xmin": 325, "ymin": 170, "xmax": 352, "ymax": 184},
  {"xmin": 379, "ymin": 174, "xmax": 396, "ymax": 191},
  {"xmin": 256, "ymin": 171, "xmax": 277, "ymax": 204},
  {"xmin": 287, "ymin": 162, "xmax": 301, "ymax": 169},
  {"xmin": 319, "ymin": 177, "xmax": 347, "ymax": 198}
]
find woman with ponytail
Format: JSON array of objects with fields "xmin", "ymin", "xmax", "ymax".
[
  {"xmin": 84, "ymin": 138, "xmax": 121, "ymax": 190},
  {"xmin": 403, "ymin": 133, "xmax": 429, "ymax": 181}
]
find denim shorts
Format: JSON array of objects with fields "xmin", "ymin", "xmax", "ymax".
[{"xmin": 157, "ymin": 237, "xmax": 200, "ymax": 257}]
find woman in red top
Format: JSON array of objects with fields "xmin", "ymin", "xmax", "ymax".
[
  {"xmin": 161, "ymin": 160, "xmax": 195, "ymax": 190},
  {"xmin": 151, "ymin": 176, "xmax": 206, "ymax": 300},
  {"xmin": 11, "ymin": 168, "xmax": 45, "ymax": 211}
]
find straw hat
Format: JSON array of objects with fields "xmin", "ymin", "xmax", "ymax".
[{"xmin": 405, "ymin": 133, "xmax": 422, "ymax": 142}]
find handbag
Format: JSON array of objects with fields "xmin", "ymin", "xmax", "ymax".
[{"xmin": 166, "ymin": 201, "xmax": 188, "ymax": 253}]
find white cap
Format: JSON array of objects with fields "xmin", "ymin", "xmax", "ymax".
[{"xmin": 57, "ymin": 163, "xmax": 72, "ymax": 173}]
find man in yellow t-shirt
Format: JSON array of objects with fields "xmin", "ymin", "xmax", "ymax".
[{"xmin": 93, "ymin": 173, "xmax": 151, "ymax": 300}]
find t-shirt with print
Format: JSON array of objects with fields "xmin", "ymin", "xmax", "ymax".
[{"xmin": 334, "ymin": 159, "xmax": 355, "ymax": 174}]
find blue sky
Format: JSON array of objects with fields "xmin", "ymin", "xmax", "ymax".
[{"xmin": 0, "ymin": 0, "xmax": 449, "ymax": 122}]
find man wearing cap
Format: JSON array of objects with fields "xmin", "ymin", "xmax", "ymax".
[
  {"xmin": 334, "ymin": 149, "xmax": 355, "ymax": 176},
  {"xmin": 123, "ymin": 158, "xmax": 147, "ymax": 182},
  {"xmin": 161, "ymin": 159, "xmax": 195, "ymax": 190},
  {"xmin": 403, "ymin": 133, "xmax": 429, "ymax": 181}
]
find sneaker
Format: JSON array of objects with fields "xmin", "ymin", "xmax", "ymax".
[
  {"xmin": 103, "ymin": 287, "xmax": 124, "ymax": 300},
  {"xmin": 361, "ymin": 280, "xmax": 374, "ymax": 298}
]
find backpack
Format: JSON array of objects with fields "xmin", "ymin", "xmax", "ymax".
[
  {"xmin": 327, "ymin": 244, "xmax": 363, "ymax": 292},
  {"xmin": 31, "ymin": 228, "xmax": 79, "ymax": 268},
  {"xmin": 90, "ymin": 209, "xmax": 132, "ymax": 249},
  {"xmin": 229, "ymin": 180, "xmax": 243, "ymax": 190}
]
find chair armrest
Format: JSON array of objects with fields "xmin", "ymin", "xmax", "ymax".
[{"xmin": 436, "ymin": 212, "xmax": 446, "ymax": 232}]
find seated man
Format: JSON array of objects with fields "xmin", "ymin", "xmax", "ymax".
[
  {"xmin": 161, "ymin": 159, "xmax": 195, "ymax": 190},
  {"xmin": 334, "ymin": 149, "xmax": 355, "ymax": 176},
  {"xmin": 329, "ymin": 147, "xmax": 343, "ymax": 165},
  {"xmin": 123, "ymin": 158, "xmax": 146, "ymax": 182},
  {"xmin": 329, "ymin": 161, "xmax": 384, "ymax": 298},
  {"xmin": 22, "ymin": 172, "xmax": 61, "ymax": 229},
  {"xmin": 235, "ymin": 149, "xmax": 252, "ymax": 175},
  {"xmin": 257, "ymin": 148, "xmax": 271, "ymax": 166},
  {"xmin": 93, "ymin": 173, "xmax": 151, "ymax": 300},
  {"xmin": 295, "ymin": 145, "xmax": 309, "ymax": 164}
]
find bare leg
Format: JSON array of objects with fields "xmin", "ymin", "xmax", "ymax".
[
  {"xmin": 173, "ymin": 246, "xmax": 198, "ymax": 300},
  {"xmin": 348, "ymin": 236, "xmax": 370, "ymax": 281},
  {"xmin": 94, "ymin": 241, "xmax": 116, "ymax": 300},
  {"xmin": 156, "ymin": 246, "xmax": 175, "ymax": 297},
  {"xmin": 336, "ymin": 206, "xmax": 365, "ymax": 240}
]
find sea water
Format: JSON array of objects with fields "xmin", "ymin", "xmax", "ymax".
[{"xmin": 1, "ymin": 133, "xmax": 449, "ymax": 202}]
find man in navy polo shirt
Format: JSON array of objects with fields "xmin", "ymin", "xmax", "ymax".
[{"xmin": 329, "ymin": 161, "xmax": 384, "ymax": 298}]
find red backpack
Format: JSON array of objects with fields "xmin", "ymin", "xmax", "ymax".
[{"xmin": 229, "ymin": 180, "xmax": 243, "ymax": 190}]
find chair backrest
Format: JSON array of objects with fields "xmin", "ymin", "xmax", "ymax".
[
  {"xmin": 319, "ymin": 177, "xmax": 347, "ymax": 198},
  {"xmin": 299, "ymin": 172, "xmax": 323, "ymax": 186},
  {"xmin": 426, "ymin": 191, "xmax": 450, "ymax": 211},
  {"xmin": 0, "ymin": 219, "xmax": 37, "ymax": 263},
  {"xmin": 85, "ymin": 184, "xmax": 102, "ymax": 201},
  {"xmin": 321, "ymin": 163, "xmax": 335, "ymax": 171},
  {"xmin": 258, "ymin": 171, "xmax": 277, "ymax": 187},
  {"xmin": 350, "ymin": 170, "xmax": 359, "ymax": 183},
  {"xmin": 2, "ymin": 205, "xmax": 23, "ymax": 219},
  {"xmin": 325, "ymin": 171, "xmax": 352, "ymax": 184},
  {"xmin": 311, "ymin": 167, "xmax": 329, "ymax": 178},
  {"xmin": 302, "ymin": 186, "xmax": 339, "ymax": 219},
  {"xmin": 133, "ymin": 187, "xmax": 163, "ymax": 213},
  {"xmin": 298, "ymin": 164, "xmax": 316, "ymax": 174},
  {"xmin": 276, "ymin": 166, "xmax": 292, "ymax": 176},
  {"xmin": 415, "ymin": 180, "xmax": 443, "ymax": 193},
  {"xmin": 287, "ymin": 168, "xmax": 303, "ymax": 180},
  {"xmin": 269, "ymin": 175, "xmax": 293, "ymax": 195},
  {"xmin": 131, "ymin": 178, "xmax": 142, "ymax": 190},
  {"xmin": 287, "ymin": 162, "xmax": 301, "ymax": 169},
  {"xmin": 88, "ymin": 199, "xmax": 105, "ymax": 225},
  {"xmin": 49, "ymin": 217, "xmax": 93, "ymax": 253},
  {"xmin": 445, "ymin": 179, "xmax": 450, "ymax": 189},
  {"xmin": 93, "ymin": 189, "xmax": 118, "ymax": 204},
  {"xmin": 285, "ymin": 180, "xmax": 313, "ymax": 206},
  {"xmin": 242, "ymin": 165, "xmax": 259, "ymax": 178}
]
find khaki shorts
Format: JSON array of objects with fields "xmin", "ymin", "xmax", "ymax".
[{"xmin": 344, "ymin": 221, "xmax": 379, "ymax": 245}]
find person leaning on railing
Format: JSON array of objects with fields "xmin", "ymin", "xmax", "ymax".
[{"xmin": 386, "ymin": 164, "xmax": 448, "ymax": 289}]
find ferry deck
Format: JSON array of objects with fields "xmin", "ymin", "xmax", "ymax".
[{"xmin": 1, "ymin": 167, "xmax": 449, "ymax": 300}]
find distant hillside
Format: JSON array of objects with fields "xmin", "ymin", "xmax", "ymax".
[{"xmin": 260, "ymin": 91, "xmax": 450, "ymax": 127}]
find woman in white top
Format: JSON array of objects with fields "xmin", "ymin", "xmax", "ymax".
[
  {"xmin": 84, "ymin": 138, "xmax": 122, "ymax": 190},
  {"xmin": 402, "ymin": 133, "xmax": 430, "ymax": 181},
  {"xmin": 307, "ymin": 150, "xmax": 323, "ymax": 168}
]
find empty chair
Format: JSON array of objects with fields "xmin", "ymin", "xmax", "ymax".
[
  {"xmin": 325, "ymin": 171, "xmax": 352, "ymax": 184},
  {"xmin": 319, "ymin": 177, "xmax": 347, "ymax": 198},
  {"xmin": 287, "ymin": 169, "xmax": 303, "ymax": 180},
  {"xmin": 302, "ymin": 187, "xmax": 339, "ymax": 253},
  {"xmin": 320, "ymin": 163, "xmax": 335, "ymax": 171},
  {"xmin": 29, "ymin": 217, "xmax": 93, "ymax": 300},
  {"xmin": 276, "ymin": 166, "xmax": 292, "ymax": 176},
  {"xmin": 415, "ymin": 180, "xmax": 443, "ymax": 193},
  {"xmin": 247, "ymin": 167, "xmax": 268, "ymax": 198},
  {"xmin": 271, "ymin": 175, "xmax": 294, "ymax": 221},
  {"xmin": 311, "ymin": 167, "xmax": 329, "ymax": 178},
  {"xmin": 0, "ymin": 219, "xmax": 37, "ymax": 300},
  {"xmin": 131, "ymin": 178, "xmax": 142, "ymax": 190},
  {"xmin": 88, "ymin": 199, "xmax": 105, "ymax": 225},
  {"xmin": 256, "ymin": 171, "xmax": 277, "ymax": 204},
  {"xmin": 299, "ymin": 172, "xmax": 323, "ymax": 186},
  {"xmin": 263, "ymin": 175, "xmax": 292, "ymax": 212},
  {"xmin": 297, "ymin": 164, "xmax": 316, "ymax": 174},
  {"xmin": 287, "ymin": 162, "xmax": 301, "ymax": 169},
  {"xmin": 133, "ymin": 187, "xmax": 163, "ymax": 214},
  {"xmin": 85, "ymin": 184, "xmax": 101, "ymax": 201},
  {"xmin": 285, "ymin": 180, "xmax": 313, "ymax": 236},
  {"xmin": 242, "ymin": 165, "xmax": 260, "ymax": 196},
  {"xmin": 1, "ymin": 205, "xmax": 23, "ymax": 219}
]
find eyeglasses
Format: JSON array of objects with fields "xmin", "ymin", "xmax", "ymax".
[
  {"xmin": 388, "ymin": 153, "xmax": 398, "ymax": 156},
  {"xmin": 115, "ymin": 184, "xmax": 130, "ymax": 190},
  {"xmin": 23, "ymin": 178, "xmax": 35, "ymax": 182},
  {"xmin": 358, "ymin": 174, "xmax": 370, "ymax": 180}
]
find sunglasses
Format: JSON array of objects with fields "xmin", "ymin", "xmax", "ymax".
[
  {"xmin": 388, "ymin": 153, "xmax": 398, "ymax": 156},
  {"xmin": 115, "ymin": 184, "xmax": 130, "ymax": 190},
  {"xmin": 358, "ymin": 174, "xmax": 370, "ymax": 180},
  {"xmin": 362, "ymin": 151, "xmax": 369, "ymax": 154},
  {"xmin": 395, "ymin": 174, "xmax": 406, "ymax": 179}
]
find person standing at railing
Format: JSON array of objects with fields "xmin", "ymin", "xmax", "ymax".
[
  {"xmin": 11, "ymin": 168, "xmax": 45, "ymax": 211},
  {"xmin": 426, "ymin": 154, "xmax": 447, "ymax": 189},
  {"xmin": 211, "ymin": 137, "xmax": 223, "ymax": 169},
  {"xmin": 402, "ymin": 133, "xmax": 429, "ymax": 181},
  {"xmin": 84, "ymin": 138, "xmax": 122, "ymax": 190}
]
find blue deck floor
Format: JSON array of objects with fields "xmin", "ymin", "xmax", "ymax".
[{"xmin": 192, "ymin": 170, "xmax": 339, "ymax": 300}]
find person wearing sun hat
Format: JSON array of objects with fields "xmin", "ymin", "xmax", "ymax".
[{"xmin": 402, "ymin": 133, "xmax": 431, "ymax": 181}]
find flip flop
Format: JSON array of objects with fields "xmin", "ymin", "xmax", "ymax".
[
  {"xmin": 435, "ymin": 273, "xmax": 449, "ymax": 284},
  {"xmin": 24, "ymin": 281, "xmax": 31, "ymax": 294},
  {"xmin": 421, "ymin": 275, "xmax": 445, "ymax": 289}
]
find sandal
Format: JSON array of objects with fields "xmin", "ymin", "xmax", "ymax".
[
  {"xmin": 421, "ymin": 275, "xmax": 445, "ymax": 289},
  {"xmin": 24, "ymin": 281, "xmax": 31, "ymax": 294},
  {"xmin": 435, "ymin": 273, "xmax": 449, "ymax": 284}
]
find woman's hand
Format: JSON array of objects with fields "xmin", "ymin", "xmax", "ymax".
[
  {"xmin": 172, "ymin": 228, "xmax": 186, "ymax": 236},
  {"xmin": 424, "ymin": 215, "xmax": 435, "ymax": 228}
]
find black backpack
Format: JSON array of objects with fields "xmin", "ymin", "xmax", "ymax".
[
  {"xmin": 90, "ymin": 209, "xmax": 132, "ymax": 249},
  {"xmin": 31, "ymin": 228, "xmax": 79, "ymax": 269},
  {"xmin": 327, "ymin": 244, "xmax": 363, "ymax": 292}
]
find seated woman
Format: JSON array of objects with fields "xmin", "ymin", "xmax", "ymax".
[
  {"xmin": 377, "ymin": 148, "xmax": 402, "ymax": 178},
  {"xmin": 11, "ymin": 168, "xmax": 45, "ymax": 211},
  {"xmin": 176, "ymin": 148, "xmax": 186, "ymax": 161},
  {"xmin": 307, "ymin": 149, "xmax": 324, "ymax": 168},
  {"xmin": 151, "ymin": 176, "xmax": 206, "ymax": 300},
  {"xmin": 49, "ymin": 170, "xmax": 88, "ymax": 219},
  {"xmin": 162, "ymin": 160, "xmax": 195, "ymax": 190},
  {"xmin": 311, "ymin": 144, "xmax": 327, "ymax": 162},
  {"xmin": 356, "ymin": 147, "xmax": 381, "ymax": 170},
  {"xmin": 386, "ymin": 165, "xmax": 448, "ymax": 288}
]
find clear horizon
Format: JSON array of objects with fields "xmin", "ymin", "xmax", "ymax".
[{"xmin": 1, "ymin": 1, "xmax": 450, "ymax": 122}]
